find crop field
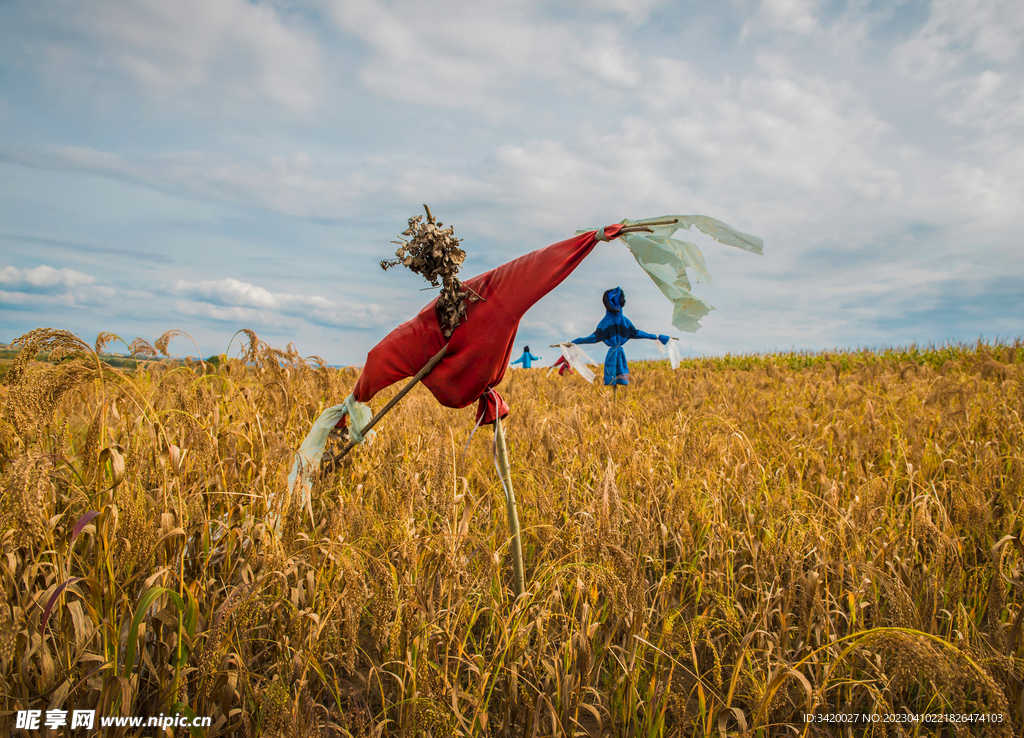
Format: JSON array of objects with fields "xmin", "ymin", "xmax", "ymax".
[{"xmin": 2, "ymin": 327, "xmax": 1023, "ymax": 737}]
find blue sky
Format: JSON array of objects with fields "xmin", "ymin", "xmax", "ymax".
[{"xmin": 1, "ymin": 0, "xmax": 1022, "ymax": 365}]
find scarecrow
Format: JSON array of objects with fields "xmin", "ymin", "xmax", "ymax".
[
  {"xmin": 511, "ymin": 345, "xmax": 541, "ymax": 369},
  {"xmin": 289, "ymin": 208, "xmax": 763, "ymax": 595},
  {"xmin": 548, "ymin": 355, "xmax": 574, "ymax": 376},
  {"xmin": 569, "ymin": 286, "xmax": 668, "ymax": 387}
]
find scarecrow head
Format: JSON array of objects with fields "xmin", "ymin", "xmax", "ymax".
[{"xmin": 602, "ymin": 287, "xmax": 626, "ymax": 313}]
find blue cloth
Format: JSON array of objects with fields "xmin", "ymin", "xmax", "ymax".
[
  {"xmin": 572, "ymin": 287, "xmax": 669, "ymax": 386},
  {"xmin": 511, "ymin": 351, "xmax": 541, "ymax": 369}
]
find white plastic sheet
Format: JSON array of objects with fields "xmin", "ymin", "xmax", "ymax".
[
  {"xmin": 344, "ymin": 395, "xmax": 373, "ymax": 443},
  {"xmin": 558, "ymin": 342, "xmax": 598, "ymax": 383},
  {"xmin": 656, "ymin": 337, "xmax": 682, "ymax": 369},
  {"xmin": 281, "ymin": 394, "xmax": 374, "ymax": 531},
  {"xmin": 579, "ymin": 214, "xmax": 763, "ymax": 333}
]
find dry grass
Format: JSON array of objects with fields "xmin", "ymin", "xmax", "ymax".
[{"xmin": 2, "ymin": 329, "xmax": 1023, "ymax": 737}]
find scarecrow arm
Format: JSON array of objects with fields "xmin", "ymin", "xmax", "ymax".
[
  {"xmin": 570, "ymin": 333, "xmax": 601, "ymax": 345},
  {"xmin": 330, "ymin": 342, "xmax": 450, "ymax": 467},
  {"xmin": 632, "ymin": 328, "xmax": 670, "ymax": 344}
]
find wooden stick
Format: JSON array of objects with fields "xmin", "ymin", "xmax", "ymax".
[
  {"xmin": 616, "ymin": 219, "xmax": 681, "ymax": 236},
  {"xmin": 629, "ymin": 218, "xmax": 679, "ymax": 227},
  {"xmin": 327, "ymin": 342, "xmax": 450, "ymax": 467},
  {"xmin": 494, "ymin": 415, "xmax": 526, "ymax": 597}
]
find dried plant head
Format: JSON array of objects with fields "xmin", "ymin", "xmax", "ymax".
[
  {"xmin": 154, "ymin": 368, "xmax": 201, "ymax": 417},
  {"xmin": 973, "ymin": 358, "xmax": 1013, "ymax": 382},
  {"xmin": 4, "ymin": 328, "xmax": 91, "ymax": 388},
  {"xmin": 597, "ymin": 457, "xmax": 623, "ymax": 536},
  {"xmin": 182, "ymin": 424, "xmax": 217, "ymax": 476},
  {"xmin": 93, "ymin": 331, "xmax": 125, "ymax": 355},
  {"xmin": 424, "ymin": 436, "xmax": 454, "ymax": 521},
  {"xmin": 381, "ymin": 207, "xmax": 474, "ymax": 337},
  {"xmin": 0, "ymin": 605, "xmax": 17, "ymax": 666},
  {"xmin": 238, "ymin": 328, "xmax": 262, "ymax": 363},
  {"xmin": 196, "ymin": 581, "xmax": 258, "ymax": 697},
  {"xmin": 260, "ymin": 680, "xmax": 290, "ymax": 737},
  {"xmin": 128, "ymin": 337, "xmax": 158, "ymax": 358},
  {"xmin": 949, "ymin": 481, "xmax": 990, "ymax": 538},
  {"xmin": 368, "ymin": 558, "xmax": 398, "ymax": 654},
  {"xmin": 868, "ymin": 567, "xmax": 918, "ymax": 629},
  {"xmin": 333, "ymin": 565, "xmax": 367, "ymax": 673},
  {"xmin": 115, "ymin": 482, "xmax": 157, "ymax": 579},
  {"xmin": 850, "ymin": 477, "xmax": 888, "ymax": 530},
  {"xmin": 4, "ymin": 358, "xmax": 101, "ymax": 441},
  {"xmin": 1, "ymin": 450, "xmax": 53, "ymax": 542},
  {"xmin": 864, "ymin": 629, "xmax": 1009, "ymax": 732},
  {"xmin": 154, "ymin": 329, "xmax": 190, "ymax": 357},
  {"xmin": 923, "ymin": 376, "xmax": 966, "ymax": 408},
  {"xmin": 410, "ymin": 697, "xmax": 456, "ymax": 738}
]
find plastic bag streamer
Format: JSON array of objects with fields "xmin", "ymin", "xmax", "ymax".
[
  {"xmin": 557, "ymin": 343, "xmax": 598, "ymax": 383},
  {"xmin": 578, "ymin": 215, "xmax": 763, "ymax": 333},
  {"xmin": 656, "ymin": 337, "xmax": 682, "ymax": 369},
  {"xmin": 283, "ymin": 394, "xmax": 373, "ymax": 524}
]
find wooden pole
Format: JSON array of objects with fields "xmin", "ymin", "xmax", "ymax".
[
  {"xmin": 326, "ymin": 342, "xmax": 449, "ymax": 468},
  {"xmin": 627, "ymin": 218, "xmax": 679, "ymax": 227},
  {"xmin": 616, "ymin": 219, "xmax": 679, "ymax": 235},
  {"xmin": 494, "ymin": 415, "xmax": 525, "ymax": 597}
]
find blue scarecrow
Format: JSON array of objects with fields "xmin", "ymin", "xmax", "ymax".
[
  {"xmin": 511, "ymin": 345, "xmax": 541, "ymax": 369},
  {"xmin": 572, "ymin": 287, "xmax": 668, "ymax": 386}
]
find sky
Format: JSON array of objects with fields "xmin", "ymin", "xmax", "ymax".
[{"xmin": 1, "ymin": 0, "xmax": 1022, "ymax": 366}]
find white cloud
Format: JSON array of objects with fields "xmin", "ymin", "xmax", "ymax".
[
  {"xmin": 4, "ymin": 32, "xmax": 1012, "ymax": 261},
  {"xmin": 0, "ymin": 145, "xmax": 379, "ymax": 219},
  {"xmin": 893, "ymin": 0, "xmax": 1024, "ymax": 78},
  {"xmin": 742, "ymin": 0, "xmax": 822, "ymax": 38},
  {"xmin": 656, "ymin": 55, "xmax": 901, "ymax": 209},
  {"xmin": 563, "ymin": 0, "xmax": 668, "ymax": 23},
  {"xmin": 169, "ymin": 277, "xmax": 388, "ymax": 329},
  {"xmin": 375, "ymin": 54, "xmax": 903, "ymax": 239},
  {"xmin": 0, "ymin": 265, "xmax": 114, "ymax": 308},
  {"xmin": 323, "ymin": 0, "xmax": 642, "ymax": 113},
  {"xmin": 3, "ymin": 0, "xmax": 323, "ymax": 112},
  {"xmin": 0, "ymin": 264, "xmax": 95, "ymax": 290}
]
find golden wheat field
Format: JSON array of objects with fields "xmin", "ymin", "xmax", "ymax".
[{"xmin": 2, "ymin": 327, "xmax": 1023, "ymax": 737}]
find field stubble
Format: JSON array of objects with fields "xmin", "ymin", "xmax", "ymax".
[{"xmin": 1, "ymin": 328, "xmax": 1023, "ymax": 737}]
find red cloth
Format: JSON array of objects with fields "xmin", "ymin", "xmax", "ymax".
[
  {"xmin": 553, "ymin": 355, "xmax": 574, "ymax": 376},
  {"xmin": 353, "ymin": 224, "xmax": 623, "ymax": 423}
]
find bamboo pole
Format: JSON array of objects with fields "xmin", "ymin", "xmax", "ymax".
[
  {"xmin": 326, "ymin": 342, "xmax": 449, "ymax": 468},
  {"xmin": 494, "ymin": 415, "xmax": 525, "ymax": 597}
]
